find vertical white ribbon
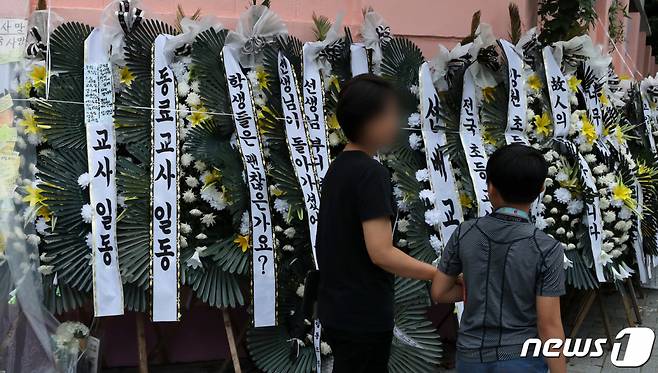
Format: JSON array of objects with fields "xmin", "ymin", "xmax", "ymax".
[
  {"xmin": 499, "ymin": 40, "xmax": 529, "ymax": 146},
  {"xmin": 350, "ymin": 43, "xmax": 369, "ymax": 76},
  {"xmin": 223, "ymin": 46, "xmax": 276, "ymax": 327},
  {"xmin": 542, "ymin": 46, "xmax": 570, "ymax": 139},
  {"xmin": 459, "ymin": 66, "xmax": 492, "ymax": 217},
  {"xmin": 634, "ymin": 181, "xmax": 648, "ymax": 283},
  {"xmin": 575, "ymin": 151, "xmax": 606, "ymax": 282},
  {"xmin": 279, "ymin": 52, "xmax": 324, "ymax": 370},
  {"xmin": 419, "ymin": 62, "xmax": 464, "ymax": 322},
  {"xmin": 151, "ymin": 34, "xmax": 179, "ymax": 322},
  {"xmin": 419, "ymin": 62, "xmax": 463, "ymax": 251},
  {"xmin": 301, "ymin": 43, "xmax": 330, "ymax": 182},
  {"xmin": 84, "ymin": 29, "xmax": 124, "ymax": 317},
  {"xmin": 641, "ymin": 95, "xmax": 657, "ymax": 152}
]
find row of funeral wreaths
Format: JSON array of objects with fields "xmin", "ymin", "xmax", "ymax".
[{"xmin": 6, "ymin": 1, "xmax": 658, "ymax": 371}]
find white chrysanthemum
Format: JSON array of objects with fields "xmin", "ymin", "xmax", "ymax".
[
  {"xmin": 554, "ymin": 188, "xmax": 572, "ymax": 204},
  {"xmin": 614, "ymin": 220, "xmax": 629, "ymax": 231},
  {"xmin": 419, "ymin": 189, "xmax": 435, "ymax": 203},
  {"xmin": 77, "ymin": 173, "xmax": 90, "ymax": 189},
  {"xmin": 274, "ymin": 198, "xmax": 290, "ymax": 215},
  {"xmin": 80, "ymin": 204, "xmax": 93, "ymax": 223},
  {"xmin": 603, "ymin": 211, "xmax": 616, "ymax": 223},
  {"xmin": 320, "ymin": 342, "xmax": 332, "ymax": 355},
  {"xmin": 181, "ymin": 153, "xmax": 194, "ymax": 167},
  {"xmin": 415, "ymin": 168, "xmax": 430, "ymax": 182},
  {"xmin": 190, "ymin": 208, "xmax": 203, "ymax": 216},
  {"xmin": 556, "ymin": 227, "xmax": 565, "ymax": 235},
  {"xmin": 397, "ymin": 218, "xmax": 410, "ymax": 233},
  {"xmin": 424, "ymin": 209, "xmax": 441, "ymax": 226},
  {"xmin": 185, "ymin": 176, "xmax": 199, "ymax": 188},
  {"xmin": 592, "ymin": 165, "xmax": 607, "ymax": 175},
  {"xmin": 328, "ymin": 132, "xmax": 341, "ymax": 146},
  {"xmin": 27, "ymin": 234, "xmax": 41, "ymax": 246},
  {"xmin": 194, "ymin": 160, "xmax": 207, "ymax": 172},
  {"xmin": 201, "ymin": 213, "xmax": 216, "ymax": 227},
  {"xmin": 547, "ymin": 166, "xmax": 557, "ymax": 176},
  {"xmin": 545, "ymin": 178, "xmax": 554, "ymax": 188},
  {"xmin": 599, "ymin": 197, "xmax": 610, "ymax": 209},
  {"xmin": 239, "ymin": 212, "xmax": 250, "ymax": 235},
  {"xmin": 282, "ymin": 245, "xmax": 295, "ymax": 252},
  {"xmin": 602, "ymin": 242, "xmax": 615, "ymax": 252},
  {"xmin": 578, "ymin": 142, "xmax": 593, "ymax": 153},
  {"xmin": 398, "ymin": 239, "xmax": 408, "ymax": 247},
  {"xmin": 186, "ymin": 91, "xmax": 201, "ymax": 107},
  {"xmin": 584, "ymin": 154, "xmax": 597, "ymax": 163},
  {"xmin": 190, "ymin": 81, "xmax": 200, "ymax": 92},
  {"xmin": 117, "ymin": 194, "xmax": 127, "ymax": 207},
  {"xmin": 618, "ymin": 206, "xmax": 632, "ymax": 220},
  {"xmin": 620, "ymin": 234, "xmax": 629, "ymax": 243},
  {"xmin": 85, "ymin": 232, "xmax": 93, "ymax": 249},
  {"xmin": 296, "ymin": 284, "xmax": 305, "ymax": 298},
  {"xmin": 196, "ymin": 233, "xmax": 208, "ymax": 240},
  {"xmin": 409, "ymin": 133, "xmax": 422, "ymax": 150},
  {"xmin": 561, "ymin": 215, "xmax": 569, "ymax": 222},
  {"xmin": 545, "ymin": 217, "xmax": 556, "ymax": 226},
  {"xmin": 180, "ymin": 236, "xmax": 188, "ymax": 248},
  {"xmin": 180, "ymin": 223, "xmax": 192, "ymax": 235},
  {"xmin": 38, "ymin": 265, "xmax": 54, "ymax": 275},
  {"xmin": 535, "ymin": 217, "xmax": 548, "ymax": 230},
  {"xmin": 555, "ymin": 171, "xmax": 568, "ymax": 182},
  {"xmin": 597, "ymin": 174, "xmax": 615, "ymax": 187},
  {"xmin": 566, "ymin": 200, "xmax": 583, "ymax": 214},
  {"xmin": 409, "ymin": 85, "xmax": 419, "ymax": 96},
  {"xmin": 542, "ymin": 194, "xmax": 553, "ymax": 204},
  {"xmin": 550, "ymin": 207, "xmax": 558, "ymax": 214},
  {"xmin": 177, "ymin": 80, "xmax": 190, "ymax": 96},
  {"xmin": 566, "ymin": 231, "xmax": 574, "ymax": 238},
  {"xmin": 407, "ymin": 113, "xmax": 421, "ymax": 128},
  {"xmin": 284, "ymin": 227, "xmax": 296, "ymax": 238},
  {"xmin": 186, "ymin": 249, "xmax": 203, "ymax": 269},
  {"xmin": 182, "ymin": 190, "xmax": 196, "ymax": 203},
  {"xmin": 35, "ymin": 217, "xmax": 49, "ymax": 235},
  {"xmin": 567, "ymin": 243, "xmax": 576, "ymax": 250},
  {"xmin": 429, "ymin": 234, "xmax": 442, "ymax": 252}
]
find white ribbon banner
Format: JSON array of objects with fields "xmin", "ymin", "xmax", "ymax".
[
  {"xmin": 633, "ymin": 181, "xmax": 648, "ymax": 283},
  {"xmin": 459, "ymin": 66, "xmax": 492, "ymax": 217},
  {"xmin": 499, "ymin": 39, "xmax": 529, "ymax": 145},
  {"xmin": 419, "ymin": 62, "xmax": 462, "ymax": 251},
  {"xmin": 223, "ymin": 46, "xmax": 276, "ymax": 327},
  {"xmin": 302, "ymin": 43, "xmax": 330, "ymax": 182},
  {"xmin": 542, "ymin": 46, "xmax": 570, "ymax": 139},
  {"xmin": 0, "ymin": 18, "xmax": 28, "ymax": 64},
  {"xmin": 278, "ymin": 52, "xmax": 324, "ymax": 370},
  {"xmin": 641, "ymin": 95, "xmax": 657, "ymax": 152},
  {"xmin": 350, "ymin": 43, "xmax": 369, "ymax": 76},
  {"xmin": 151, "ymin": 34, "xmax": 179, "ymax": 322},
  {"xmin": 576, "ymin": 151, "xmax": 606, "ymax": 282},
  {"xmin": 84, "ymin": 29, "xmax": 124, "ymax": 317}
]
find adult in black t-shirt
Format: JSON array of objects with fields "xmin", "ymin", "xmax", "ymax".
[{"xmin": 316, "ymin": 74, "xmax": 438, "ymax": 372}]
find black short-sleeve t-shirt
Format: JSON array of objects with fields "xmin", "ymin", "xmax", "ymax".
[{"xmin": 316, "ymin": 150, "xmax": 396, "ymax": 332}]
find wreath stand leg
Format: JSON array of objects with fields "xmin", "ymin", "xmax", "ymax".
[
  {"xmin": 222, "ymin": 309, "xmax": 242, "ymax": 373},
  {"xmin": 596, "ymin": 290, "xmax": 614, "ymax": 349},
  {"xmin": 625, "ymin": 278, "xmax": 642, "ymax": 325},
  {"xmin": 136, "ymin": 313, "xmax": 149, "ymax": 373},
  {"xmin": 568, "ymin": 289, "xmax": 596, "ymax": 340}
]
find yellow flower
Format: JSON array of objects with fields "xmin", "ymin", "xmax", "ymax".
[
  {"xmin": 119, "ymin": 66, "xmax": 135, "ymax": 87},
  {"xmin": 567, "ymin": 75, "xmax": 581, "ymax": 92},
  {"xmin": 459, "ymin": 192, "xmax": 473, "ymax": 209},
  {"xmin": 328, "ymin": 75, "xmax": 340, "ymax": 91},
  {"xmin": 17, "ymin": 81, "xmax": 33, "ymax": 97},
  {"xmin": 581, "ymin": 115, "xmax": 597, "ymax": 144},
  {"xmin": 327, "ymin": 113, "xmax": 340, "ymax": 129},
  {"xmin": 614, "ymin": 125, "xmax": 625, "ymax": 145},
  {"xmin": 619, "ymin": 74, "xmax": 631, "ymax": 81},
  {"xmin": 18, "ymin": 110, "xmax": 39, "ymax": 135},
  {"xmin": 187, "ymin": 107, "xmax": 209, "ymax": 126},
  {"xmin": 255, "ymin": 66, "xmax": 269, "ymax": 90},
  {"xmin": 234, "ymin": 234, "xmax": 250, "ymax": 252},
  {"xmin": 533, "ymin": 112, "xmax": 552, "ymax": 137},
  {"xmin": 599, "ymin": 92, "xmax": 610, "ymax": 106},
  {"xmin": 611, "ymin": 179, "xmax": 635, "ymax": 209},
  {"xmin": 29, "ymin": 65, "xmax": 47, "ymax": 88},
  {"xmin": 481, "ymin": 86, "xmax": 495, "ymax": 103},
  {"xmin": 271, "ymin": 187, "xmax": 284, "ymax": 197},
  {"xmin": 482, "ymin": 129, "xmax": 496, "ymax": 145},
  {"xmin": 527, "ymin": 74, "xmax": 542, "ymax": 91},
  {"xmin": 37, "ymin": 206, "xmax": 52, "ymax": 222},
  {"xmin": 203, "ymin": 169, "xmax": 221, "ymax": 186},
  {"xmin": 22, "ymin": 185, "xmax": 44, "ymax": 207}
]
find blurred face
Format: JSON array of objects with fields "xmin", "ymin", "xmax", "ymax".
[{"xmin": 360, "ymin": 97, "xmax": 400, "ymax": 150}]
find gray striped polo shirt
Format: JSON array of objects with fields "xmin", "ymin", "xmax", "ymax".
[{"xmin": 438, "ymin": 210, "xmax": 565, "ymax": 363}]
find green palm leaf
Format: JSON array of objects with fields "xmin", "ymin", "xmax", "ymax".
[{"xmin": 49, "ymin": 22, "xmax": 93, "ymax": 79}]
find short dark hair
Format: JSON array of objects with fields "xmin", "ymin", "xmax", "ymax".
[
  {"xmin": 336, "ymin": 74, "xmax": 398, "ymax": 142},
  {"xmin": 486, "ymin": 144, "xmax": 548, "ymax": 204}
]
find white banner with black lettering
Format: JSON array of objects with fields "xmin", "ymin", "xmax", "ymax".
[
  {"xmin": 542, "ymin": 46, "xmax": 570, "ymax": 139},
  {"xmin": 278, "ymin": 52, "xmax": 322, "ymax": 267},
  {"xmin": 460, "ymin": 66, "xmax": 492, "ymax": 217},
  {"xmin": 499, "ymin": 39, "xmax": 529, "ymax": 145},
  {"xmin": 152, "ymin": 34, "xmax": 179, "ymax": 322},
  {"xmin": 576, "ymin": 151, "xmax": 606, "ymax": 282},
  {"xmin": 634, "ymin": 181, "xmax": 648, "ymax": 283},
  {"xmin": 224, "ymin": 46, "xmax": 276, "ymax": 327},
  {"xmin": 641, "ymin": 95, "xmax": 657, "ymax": 152},
  {"xmin": 302, "ymin": 44, "xmax": 330, "ymax": 182},
  {"xmin": 350, "ymin": 43, "xmax": 369, "ymax": 76},
  {"xmin": 419, "ymin": 62, "xmax": 462, "ymax": 251},
  {"xmin": 84, "ymin": 29, "xmax": 124, "ymax": 317}
]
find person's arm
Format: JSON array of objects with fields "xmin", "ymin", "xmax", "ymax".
[
  {"xmin": 431, "ymin": 271, "xmax": 463, "ymax": 303},
  {"xmin": 363, "ymin": 217, "xmax": 437, "ymax": 280},
  {"xmin": 537, "ymin": 296, "xmax": 566, "ymax": 373}
]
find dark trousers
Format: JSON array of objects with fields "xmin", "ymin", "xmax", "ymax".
[{"xmin": 323, "ymin": 326, "xmax": 393, "ymax": 373}]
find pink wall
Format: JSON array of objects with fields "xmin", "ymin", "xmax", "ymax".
[{"xmin": 17, "ymin": 0, "xmax": 658, "ymax": 74}]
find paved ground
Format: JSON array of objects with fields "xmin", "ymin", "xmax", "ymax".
[{"xmin": 444, "ymin": 288, "xmax": 658, "ymax": 373}]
